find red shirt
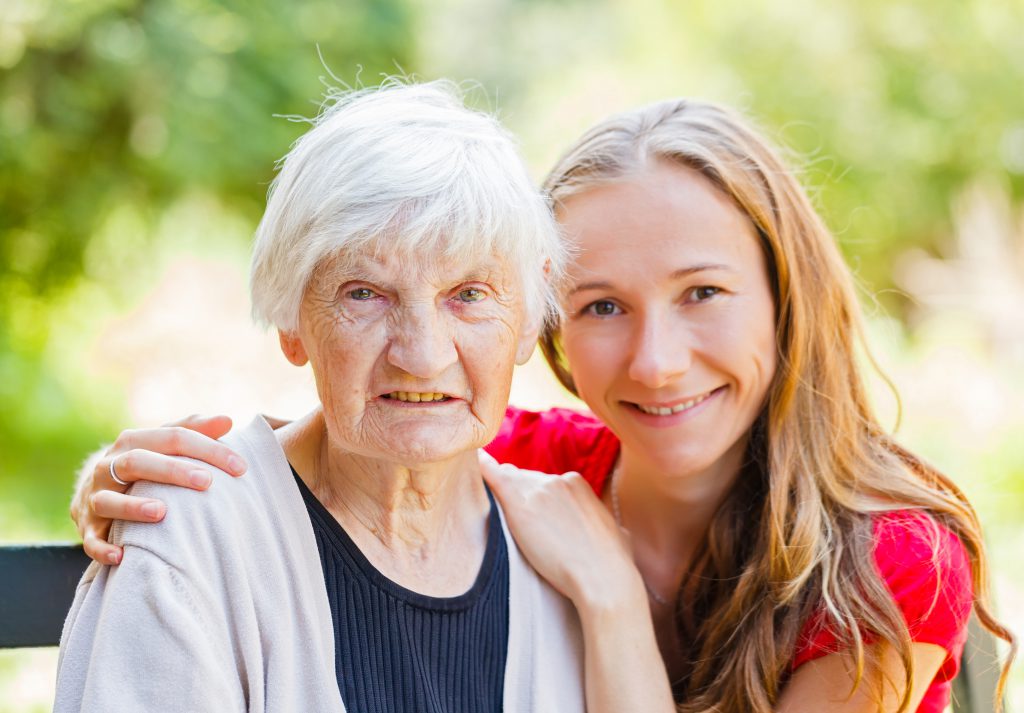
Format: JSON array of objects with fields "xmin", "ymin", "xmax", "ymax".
[{"xmin": 486, "ymin": 407, "xmax": 973, "ymax": 713}]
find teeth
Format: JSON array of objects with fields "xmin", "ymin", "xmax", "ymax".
[
  {"xmin": 386, "ymin": 391, "xmax": 448, "ymax": 402},
  {"xmin": 636, "ymin": 392, "xmax": 711, "ymax": 416}
]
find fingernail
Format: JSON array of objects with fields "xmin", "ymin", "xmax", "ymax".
[
  {"xmin": 107, "ymin": 551, "xmax": 121, "ymax": 565},
  {"xmin": 141, "ymin": 502, "xmax": 162, "ymax": 519},
  {"xmin": 227, "ymin": 456, "xmax": 246, "ymax": 475},
  {"xmin": 190, "ymin": 470, "xmax": 212, "ymax": 488}
]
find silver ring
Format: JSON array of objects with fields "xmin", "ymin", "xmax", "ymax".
[{"xmin": 109, "ymin": 455, "xmax": 129, "ymax": 487}]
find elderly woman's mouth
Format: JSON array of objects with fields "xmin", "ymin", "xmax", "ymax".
[{"xmin": 380, "ymin": 391, "xmax": 455, "ymax": 404}]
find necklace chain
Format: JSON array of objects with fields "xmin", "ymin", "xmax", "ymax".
[{"xmin": 609, "ymin": 458, "xmax": 672, "ymax": 606}]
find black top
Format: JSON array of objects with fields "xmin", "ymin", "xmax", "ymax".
[{"xmin": 293, "ymin": 467, "xmax": 510, "ymax": 713}]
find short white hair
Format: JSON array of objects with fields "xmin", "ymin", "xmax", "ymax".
[{"xmin": 250, "ymin": 79, "xmax": 565, "ymax": 332}]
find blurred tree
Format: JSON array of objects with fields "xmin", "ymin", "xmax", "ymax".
[
  {"xmin": 0, "ymin": 0, "xmax": 416, "ymax": 537},
  {"xmin": 1, "ymin": 0, "xmax": 415, "ymax": 301},
  {"xmin": 418, "ymin": 0, "xmax": 1024, "ymax": 308}
]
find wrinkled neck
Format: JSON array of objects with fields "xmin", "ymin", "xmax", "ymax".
[{"xmin": 278, "ymin": 409, "xmax": 490, "ymax": 557}]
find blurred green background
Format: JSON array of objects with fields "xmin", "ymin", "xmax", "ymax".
[{"xmin": 2, "ymin": 0, "xmax": 1022, "ymax": 709}]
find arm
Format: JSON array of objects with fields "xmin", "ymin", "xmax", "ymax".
[
  {"xmin": 480, "ymin": 453, "xmax": 675, "ymax": 713},
  {"xmin": 778, "ymin": 643, "xmax": 947, "ymax": 713},
  {"xmin": 781, "ymin": 511, "xmax": 973, "ymax": 712},
  {"xmin": 55, "ymin": 544, "xmax": 246, "ymax": 712},
  {"xmin": 71, "ymin": 414, "xmax": 249, "ymax": 564},
  {"xmin": 482, "ymin": 454, "xmax": 958, "ymax": 713}
]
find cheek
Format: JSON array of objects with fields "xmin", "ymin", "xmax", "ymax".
[
  {"xmin": 462, "ymin": 319, "xmax": 517, "ymax": 379},
  {"xmin": 720, "ymin": 304, "xmax": 777, "ymax": 402},
  {"xmin": 305, "ymin": 319, "xmax": 384, "ymax": 409}
]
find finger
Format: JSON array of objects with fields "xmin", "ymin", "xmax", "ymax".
[
  {"xmin": 480, "ymin": 460, "xmax": 524, "ymax": 490},
  {"xmin": 91, "ymin": 490, "xmax": 167, "ymax": 523},
  {"xmin": 83, "ymin": 530, "xmax": 123, "ymax": 565},
  {"xmin": 106, "ymin": 449, "xmax": 216, "ymax": 490},
  {"xmin": 112, "ymin": 426, "xmax": 246, "ymax": 476},
  {"xmin": 478, "ymin": 453, "xmax": 505, "ymax": 483},
  {"xmin": 164, "ymin": 414, "xmax": 234, "ymax": 440}
]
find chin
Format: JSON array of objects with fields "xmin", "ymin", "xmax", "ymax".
[
  {"xmin": 632, "ymin": 433, "xmax": 734, "ymax": 478},
  {"xmin": 382, "ymin": 429, "xmax": 475, "ymax": 466}
]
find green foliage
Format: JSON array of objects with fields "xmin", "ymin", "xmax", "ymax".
[
  {"xmin": 1, "ymin": 0, "xmax": 415, "ymax": 304},
  {"xmin": 0, "ymin": 0, "xmax": 416, "ymax": 540}
]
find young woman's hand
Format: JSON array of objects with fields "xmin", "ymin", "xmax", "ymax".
[
  {"xmin": 478, "ymin": 451, "xmax": 644, "ymax": 614},
  {"xmin": 480, "ymin": 451, "xmax": 675, "ymax": 713},
  {"xmin": 71, "ymin": 414, "xmax": 247, "ymax": 565}
]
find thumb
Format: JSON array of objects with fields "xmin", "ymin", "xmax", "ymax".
[{"xmin": 478, "ymin": 449, "xmax": 505, "ymax": 486}]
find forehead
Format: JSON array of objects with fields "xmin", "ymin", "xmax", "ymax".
[
  {"xmin": 557, "ymin": 161, "xmax": 762, "ymax": 277},
  {"xmin": 311, "ymin": 245, "xmax": 520, "ymax": 290}
]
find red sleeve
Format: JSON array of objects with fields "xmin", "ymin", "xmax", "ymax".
[
  {"xmin": 485, "ymin": 406, "xmax": 620, "ymax": 495},
  {"xmin": 792, "ymin": 511, "xmax": 973, "ymax": 685}
]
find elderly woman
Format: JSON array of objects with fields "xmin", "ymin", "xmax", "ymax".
[{"xmin": 54, "ymin": 82, "xmax": 591, "ymax": 712}]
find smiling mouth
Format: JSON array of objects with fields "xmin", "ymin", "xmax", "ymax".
[
  {"xmin": 626, "ymin": 387, "xmax": 723, "ymax": 416},
  {"xmin": 381, "ymin": 391, "xmax": 453, "ymax": 403}
]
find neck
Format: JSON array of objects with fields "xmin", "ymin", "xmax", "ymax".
[
  {"xmin": 279, "ymin": 409, "xmax": 490, "ymax": 559},
  {"xmin": 612, "ymin": 436, "xmax": 749, "ymax": 565}
]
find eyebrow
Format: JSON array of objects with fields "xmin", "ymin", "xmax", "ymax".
[{"xmin": 568, "ymin": 263, "xmax": 734, "ymax": 295}]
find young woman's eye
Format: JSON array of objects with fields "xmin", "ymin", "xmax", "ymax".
[
  {"xmin": 584, "ymin": 300, "xmax": 621, "ymax": 317},
  {"xmin": 456, "ymin": 287, "xmax": 486, "ymax": 303},
  {"xmin": 691, "ymin": 286, "xmax": 721, "ymax": 302},
  {"xmin": 348, "ymin": 287, "xmax": 378, "ymax": 301}
]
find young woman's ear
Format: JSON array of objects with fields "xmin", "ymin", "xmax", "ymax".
[{"xmin": 278, "ymin": 329, "xmax": 309, "ymax": 367}]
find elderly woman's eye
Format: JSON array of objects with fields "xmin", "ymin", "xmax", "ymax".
[
  {"xmin": 348, "ymin": 287, "xmax": 377, "ymax": 301},
  {"xmin": 456, "ymin": 288, "xmax": 486, "ymax": 303},
  {"xmin": 585, "ymin": 300, "xmax": 620, "ymax": 316}
]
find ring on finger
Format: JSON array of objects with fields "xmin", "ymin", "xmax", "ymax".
[{"xmin": 109, "ymin": 455, "xmax": 129, "ymax": 487}]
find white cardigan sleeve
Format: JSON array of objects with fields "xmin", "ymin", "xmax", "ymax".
[{"xmin": 54, "ymin": 545, "xmax": 247, "ymax": 713}]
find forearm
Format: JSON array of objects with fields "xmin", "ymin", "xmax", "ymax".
[{"xmin": 576, "ymin": 579, "xmax": 675, "ymax": 713}]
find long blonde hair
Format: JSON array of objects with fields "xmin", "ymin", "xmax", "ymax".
[{"xmin": 540, "ymin": 99, "xmax": 1015, "ymax": 712}]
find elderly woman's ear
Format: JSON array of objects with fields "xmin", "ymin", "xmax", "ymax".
[
  {"xmin": 515, "ymin": 257, "xmax": 555, "ymax": 365},
  {"xmin": 515, "ymin": 325, "xmax": 540, "ymax": 365},
  {"xmin": 278, "ymin": 330, "xmax": 309, "ymax": 367}
]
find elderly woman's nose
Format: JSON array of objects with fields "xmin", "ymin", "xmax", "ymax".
[{"xmin": 386, "ymin": 305, "xmax": 459, "ymax": 378}]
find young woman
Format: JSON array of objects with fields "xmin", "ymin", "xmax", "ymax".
[{"xmin": 71, "ymin": 98, "xmax": 1014, "ymax": 712}]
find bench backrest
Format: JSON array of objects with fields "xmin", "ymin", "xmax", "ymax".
[{"xmin": 0, "ymin": 544, "xmax": 90, "ymax": 648}]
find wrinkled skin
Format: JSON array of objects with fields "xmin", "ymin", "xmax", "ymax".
[{"xmin": 281, "ymin": 249, "xmax": 534, "ymax": 469}]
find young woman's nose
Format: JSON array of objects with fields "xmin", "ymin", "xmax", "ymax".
[
  {"xmin": 386, "ymin": 304, "xmax": 458, "ymax": 379},
  {"xmin": 626, "ymin": 311, "xmax": 691, "ymax": 389}
]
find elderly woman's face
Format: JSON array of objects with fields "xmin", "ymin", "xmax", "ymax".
[{"xmin": 281, "ymin": 249, "xmax": 536, "ymax": 465}]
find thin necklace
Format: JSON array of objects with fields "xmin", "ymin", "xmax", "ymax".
[{"xmin": 609, "ymin": 458, "xmax": 672, "ymax": 606}]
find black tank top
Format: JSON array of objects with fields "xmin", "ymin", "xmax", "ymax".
[{"xmin": 292, "ymin": 467, "xmax": 509, "ymax": 713}]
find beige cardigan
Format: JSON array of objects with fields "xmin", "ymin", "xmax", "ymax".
[{"xmin": 55, "ymin": 416, "xmax": 586, "ymax": 712}]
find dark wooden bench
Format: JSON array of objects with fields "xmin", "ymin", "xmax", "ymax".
[
  {"xmin": 0, "ymin": 544, "xmax": 91, "ymax": 648},
  {"xmin": 0, "ymin": 544, "xmax": 1004, "ymax": 711}
]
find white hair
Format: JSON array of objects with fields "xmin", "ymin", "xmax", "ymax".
[{"xmin": 250, "ymin": 79, "xmax": 565, "ymax": 333}]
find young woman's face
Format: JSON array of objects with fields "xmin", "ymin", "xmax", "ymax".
[{"xmin": 556, "ymin": 160, "xmax": 777, "ymax": 478}]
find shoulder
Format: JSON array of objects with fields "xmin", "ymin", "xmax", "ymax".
[
  {"xmin": 112, "ymin": 416, "xmax": 302, "ymax": 564},
  {"xmin": 486, "ymin": 406, "xmax": 619, "ymax": 494},
  {"xmin": 793, "ymin": 509, "xmax": 974, "ymax": 674},
  {"xmin": 872, "ymin": 510, "xmax": 972, "ymax": 594},
  {"xmin": 871, "ymin": 510, "xmax": 973, "ymax": 642}
]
